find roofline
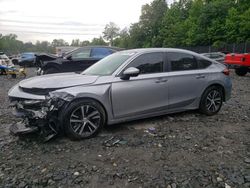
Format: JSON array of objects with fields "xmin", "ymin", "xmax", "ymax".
[
  {"xmin": 119, "ymin": 48, "xmax": 200, "ymax": 54},
  {"xmin": 56, "ymin": 46, "xmax": 124, "ymax": 50}
]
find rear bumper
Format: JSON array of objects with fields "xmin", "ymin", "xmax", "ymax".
[
  {"xmin": 226, "ymin": 64, "xmax": 250, "ymax": 69},
  {"xmin": 224, "ymin": 78, "xmax": 232, "ymax": 101}
]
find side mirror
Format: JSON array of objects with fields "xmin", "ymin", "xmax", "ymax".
[{"xmin": 120, "ymin": 67, "xmax": 140, "ymax": 80}]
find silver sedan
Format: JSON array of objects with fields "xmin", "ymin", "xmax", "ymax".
[{"xmin": 8, "ymin": 48, "xmax": 232, "ymax": 140}]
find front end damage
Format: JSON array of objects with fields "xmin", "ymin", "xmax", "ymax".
[{"xmin": 9, "ymin": 92, "xmax": 74, "ymax": 141}]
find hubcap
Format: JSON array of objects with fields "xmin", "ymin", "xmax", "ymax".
[
  {"xmin": 206, "ymin": 90, "xmax": 222, "ymax": 112},
  {"xmin": 70, "ymin": 105, "xmax": 101, "ymax": 137}
]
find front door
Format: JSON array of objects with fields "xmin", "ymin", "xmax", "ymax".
[{"xmin": 111, "ymin": 52, "xmax": 169, "ymax": 118}]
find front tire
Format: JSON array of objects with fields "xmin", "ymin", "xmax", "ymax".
[
  {"xmin": 64, "ymin": 99, "xmax": 106, "ymax": 140},
  {"xmin": 199, "ymin": 86, "xmax": 223, "ymax": 116}
]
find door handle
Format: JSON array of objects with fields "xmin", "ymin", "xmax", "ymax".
[
  {"xmin": 155, "ymin": 79, "xmax": 168, "ymax": 83},
  {"xmin": 196, "ymin": 75, "xmax": 205, "ymax": 79}
]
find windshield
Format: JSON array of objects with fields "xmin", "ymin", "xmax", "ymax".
[
  {"xmin": 64, "ymin": 48, "xmax": 78, "ymax": 57},
  {"xmin": 82, "ymin": 52, "xmax": 135, "ymax": 76}
]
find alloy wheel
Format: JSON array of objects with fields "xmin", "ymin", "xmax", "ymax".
[
  {"xmin": 205, "ymin": 90, "xmax": 222, "ymax": 113},
  {"xmin": 69, "ymin": 105, "xmax": 101, "ymax": 137}
]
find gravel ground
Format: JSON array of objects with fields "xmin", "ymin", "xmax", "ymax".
[{"xmin": 0, "ymin": 68, "xmax": 249, "ymax": 188}]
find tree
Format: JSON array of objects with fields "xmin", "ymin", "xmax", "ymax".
[
  {"xmin": 90, "ymin": 37, "xmax": 107, "ymax": 45},
  {"xmin": 128, "ymin": 23, "xmax": 145, "ymax": 48},
  {"xmin": 51, "ymin": 39, "xmax": 69, "ymax": 47},
  {"xmin": 160, "ymin": 0, "xmax": 191, "ymax": 47},
  {"xmin": 71, "ymin": 39, "xmax": 81, "ymax": 46},
  {"xmin": 139, "ymin": 0, "xmax": 168, "ymax": 47},
  {"xmin": 113, "ymin": 28, "xmax": 130, "ymax": 48},
  {"xmin": 1, "ymin": 0, "xmax": 250, "ymax": 54},
  {"xmin": 239, "ymin": 8, "xmax": 250, "ymax": 42},
  {"xmin": 81, "ymin": 40, "xmax": 90, "ymax": 46},
  {"xmin": 103, "ymin": 22, "xmax": 120, "ymax": 46}
]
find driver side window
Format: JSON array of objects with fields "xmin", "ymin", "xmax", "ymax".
[
  {"xmin": 126, "ymin": 52, "xmax": 164, "ymax": 74},
  {"xmin": 72, "ymin": 48, "xmax": 91, "ymax": 59}
]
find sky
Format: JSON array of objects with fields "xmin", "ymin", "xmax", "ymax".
[{"xmin": 0, "ymin": 0, "xmax": 173, "ymax": 43}]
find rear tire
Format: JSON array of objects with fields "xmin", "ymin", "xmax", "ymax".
[
  {"xmin": 63, "ymin": 99, "xmax": 106, "ymax": 140},
  {"xmin": 199, "ymin": 86, "xmax": 223, "ymax": 116},
  {"xmin": 44, "ymin": 67, "xmax": 59, "ymax": 74},
  {"xmin": 235, "ymin": 67, "xmax": 248, "ymax": 76}
]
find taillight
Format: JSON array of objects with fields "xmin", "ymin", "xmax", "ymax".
[{"xmin": 222, "ymin": 68, "xmax": 230, "ymax": 76}]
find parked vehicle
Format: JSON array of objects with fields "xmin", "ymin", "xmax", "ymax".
[
  {"xmin": 9, "ymin": 54, "xmax": 20, "ymax": 65},
  {"xmin": 0, "ymin": 52, "xmax": 14, "ymax": 75},
  {"xmin": 36, "ymin": 46, "xmax": 123, "ymax": 75},
  {"xmin": 0, "ymin": 52, "xmax": 14, "ymax": 66},
  {"xmin": 8, "ymin": 48, "xmax": 232, "ymax": 140},
  {"xmin": 18, "ymin": 52, "xmax": 37, "ymax": 67},
  {"xmin": 0, "ymin": 65, "xmax": 26, "ymax": 78},
  {"xmin": 201, "ymin": 52, "xmax": 225, "ymax": 63},
  {"xmin": 224, "ymin": 53, "xmax": 250, "ymax": 76}
]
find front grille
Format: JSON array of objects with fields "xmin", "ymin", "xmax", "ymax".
[{"xmin": 19, "ymin": 87, "xmax": 56, "ymax": 95}]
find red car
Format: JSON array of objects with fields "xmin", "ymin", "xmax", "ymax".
[{"xmin": 224, "ymin": 53, "xmax": 250, "ymax": 76}]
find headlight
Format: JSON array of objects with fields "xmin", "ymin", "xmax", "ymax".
[{"xmin": 22, "ymin": 99, "xmax": 43, "ymax": 105}]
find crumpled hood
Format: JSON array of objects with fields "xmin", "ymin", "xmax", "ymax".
[{"xmin": 19, "ymin": 73, "xmax": 99, "ymax": 90}]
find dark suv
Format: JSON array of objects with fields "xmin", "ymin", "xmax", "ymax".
[{"xmin": 37, "ymin": 46, "xmax": 122, "ymax": 74}]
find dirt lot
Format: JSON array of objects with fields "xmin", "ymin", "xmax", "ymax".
[{"xmin": 0, "ymin": 68, "xmax": 249, "ymax": 188}]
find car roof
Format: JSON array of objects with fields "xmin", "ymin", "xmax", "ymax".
[
  {"xmin": 117, "ymin": 48, "xmax": 220, "ymax": 64},
  {"xmin": 77, "ymin": 46, "xmax": 124, "ymax": 51},
  {"xmin": 119, "ymin": 48, "xmax": 200, "ymax": 56}
]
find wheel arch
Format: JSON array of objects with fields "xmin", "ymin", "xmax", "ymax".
[
  {"xmin": 202, "ymin": 83, "xmax": 226, "ymax": 102},
  {"xmin": 63, "ymin": 96, "xmax": 109, "ymax": 125},
  {"xmin": 43, "ymin": 62, "xmax": 60, "ymax": 71}
]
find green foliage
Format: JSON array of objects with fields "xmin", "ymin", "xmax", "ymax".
[
  {"xmin": 115, "ymin": 0, "xmax": 250, "ymax": 48},
  {"xmin": 90, "ymin": 37, "xmax": 107, "ymax": 46},
  {"xmin": 239, "ymin": 7, "xmax": 250, "ymax": 42},
  {"xmin": 0, "ymin": 0, "xmax": 249, "ymax": 53},
  {"xmin": 113, "ymin": 28, "xmax": 130, "ymax": 48},
  {"xmin": 51, "ymin": 39, "xmax": 69, "ymax": 47},
  {"xmin": 128, "ymin": 0, "xmax": 168, "ymax": 48},
  {"xmin": 71, "ymin": 39, "xmax": 81, "ymax": 47}
]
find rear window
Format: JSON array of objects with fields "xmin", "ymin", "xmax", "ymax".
[
  {"xmin": 198, "ymin": 58, "xmax": 212, "ymax": 69},
  {"xmin": 91, "ymin": 48, "xmax": 113, "ymax": 58},
  {"xmin": 211, "ymin": 54, "xmax": 223, "ymax": 58},
  {"xmin": 22, "ymin": 54, "xmax": 33, "ymax": 58}
]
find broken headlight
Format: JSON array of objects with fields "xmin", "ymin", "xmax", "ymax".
[
  {"xmin": 22, "ymin": 99, "xmax": 43, "ymax": 106},
  {"xmin": 45, "ymin": 94, "xmax": 67, "ymax": 111}
]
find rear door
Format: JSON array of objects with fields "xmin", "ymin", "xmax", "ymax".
[{"xmin": 166, "ymin": 52, "xmax": 210, "ymax": 109}]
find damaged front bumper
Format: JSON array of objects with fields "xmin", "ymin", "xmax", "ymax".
[
  {"xmin": 10, "ymin": 121, "xmax": 39, "ymax": 135},
  {"xmin": 9, "ymin": 92, "xmax": 74, "ymax": 140}
]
